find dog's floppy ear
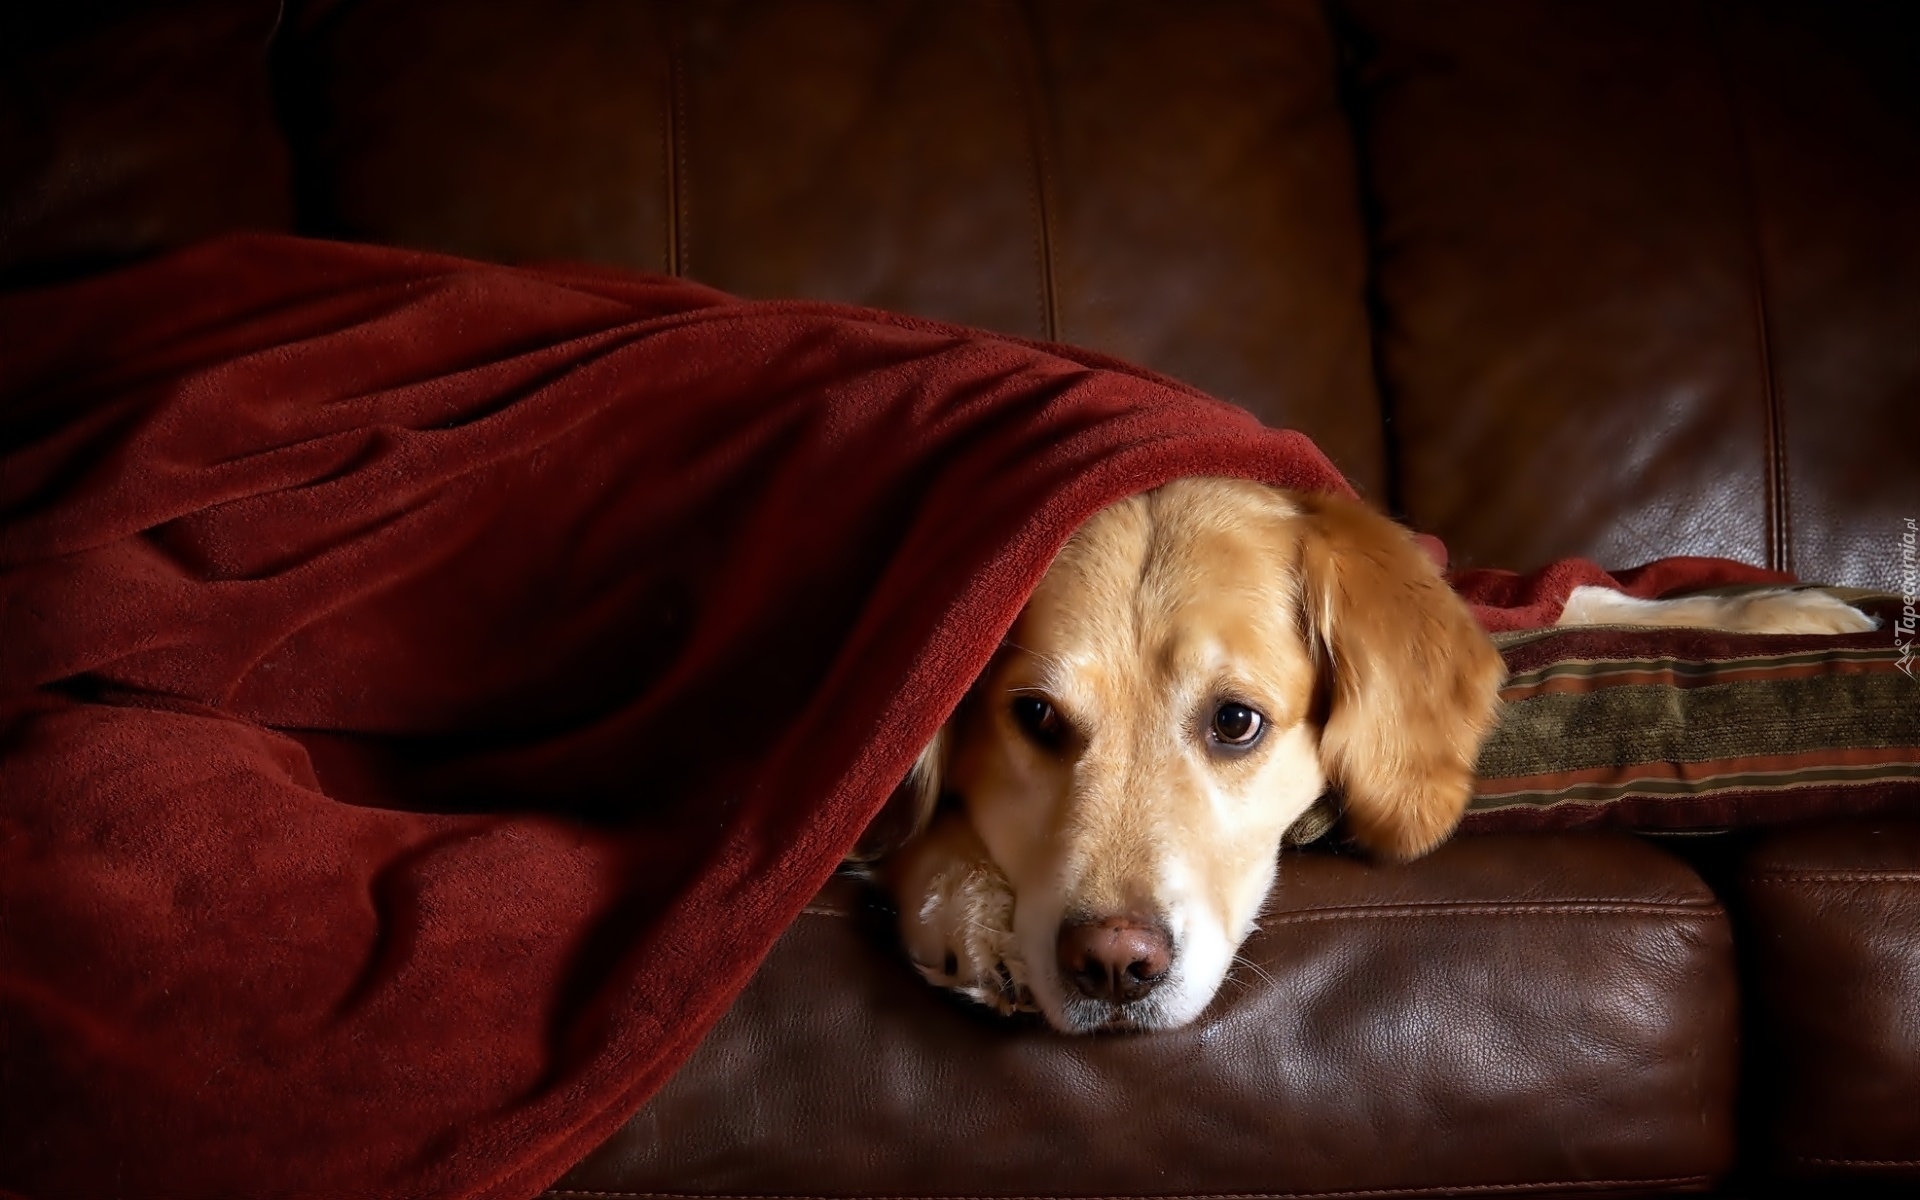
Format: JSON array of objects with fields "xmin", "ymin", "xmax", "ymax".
[
  {"xmin": 846, "ymin": 727, "xmax": 948, "ymax": 867},
  {"xmin": 1291, "ymin": 492, "xmax": 1505, "ymax": 861}
]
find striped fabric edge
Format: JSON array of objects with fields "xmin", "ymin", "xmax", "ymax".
[
  {"xmin": 1458, "ymin": 779, "xmax": 1920, "ymax": 836},
  {"xmin": 1474, "ymin": 748, "xmax": 1920, "ymax": 810},
  {"xmin": 1502, "ymin": 647, "xmax": 1894, "ymax": 701}
]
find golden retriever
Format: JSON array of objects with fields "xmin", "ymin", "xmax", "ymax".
[{"xmin": 869, "ymin": 478, "xmax": 1875, "ymax": 1034}]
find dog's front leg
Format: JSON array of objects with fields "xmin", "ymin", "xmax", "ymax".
[{"xmin": 881, "ymin": 810, "xmax": 1035, "ymax": 1016}]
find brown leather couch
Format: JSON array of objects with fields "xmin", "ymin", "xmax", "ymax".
[{"xmin": 7, "ymin": 2, "xmax": 1917, "ymax": 1196}]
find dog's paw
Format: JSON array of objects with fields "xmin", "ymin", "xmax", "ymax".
[
  {"xmin": 881, "ymin": 811, "xmax": 1035, "ymax": 1017},
  {"xmin": 1735, "ymin": 588, "xmax": 1880, "ymax": 636},
  {"xmin": 1559, "ymin": 584, "xmax": 1880, "ymax": 636}
]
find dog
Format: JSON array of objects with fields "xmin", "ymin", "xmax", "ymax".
[{"xmin": 865, "ymin": 477, "xmax": 1875, "ymax": 1034}]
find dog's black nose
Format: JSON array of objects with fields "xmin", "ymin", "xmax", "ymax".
[{"xmin": 1057, "ymin": 915, "xmax": 1172, "ymax": 1003}]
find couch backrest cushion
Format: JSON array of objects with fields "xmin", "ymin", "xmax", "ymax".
[
  {"xmin": 281, "ymin": 0, "xmax": 1389, "ymax": 494},
  {"xmin": 0, "ymin": 0, "xmax": 293, "ymax": 286},
  {"xmin": 9, "ymin": 1, "xmax": 1912, "ymax": 584},
  {"xmin": 1338, "ymin": 0, "xmax": 1919, "ymax": 586}
]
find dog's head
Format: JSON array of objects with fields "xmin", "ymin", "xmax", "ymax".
[{"xmin": 907, "ymin": 478, "xmax": 1504, "ymax": 1033}]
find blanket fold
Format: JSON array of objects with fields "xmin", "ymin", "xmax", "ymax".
[{"xmin": 0, "ymin": 235, "xmax": 1782, "ymax": 1200}]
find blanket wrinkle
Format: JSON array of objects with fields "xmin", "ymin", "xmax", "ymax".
[{"xmin": 0, "ymin": 234, "xmax": 1786, "ymax": 1200}]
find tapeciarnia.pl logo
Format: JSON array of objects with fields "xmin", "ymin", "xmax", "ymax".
[{"xmin": 1898, "ymin": 517, "xmax": 1917, "ymax": 680}]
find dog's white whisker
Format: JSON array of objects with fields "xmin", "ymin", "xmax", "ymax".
[{"xmin": 1230, "ymin": 954, "xmax": 1278, "ymax": 989}]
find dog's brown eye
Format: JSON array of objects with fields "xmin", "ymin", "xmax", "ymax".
[
  {"xmin": 1011, "ymin": 695, "xmax": 1065, "ymax": 748},
  {"xmin": 1210, "ymin": 702, "xmax": 1264, "ymax": 747}
]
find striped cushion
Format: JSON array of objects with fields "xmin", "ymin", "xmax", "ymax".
[{"xmin": 1461, "ymin": 592, "xmax": 1920, "ymax": 834}]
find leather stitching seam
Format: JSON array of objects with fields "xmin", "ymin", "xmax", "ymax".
[
  {"xmin": 1750, "ymin": 871, "xmax": 1920, "ymax": 885},
  {"xmin": 544, "ymin": 1175, "xmax": 1717, "ymax": 1199},
  {"xmin": 1261, "ymin": 901, "xmax": 1721, "ymax": 926},
  {"xmin": 1003, "ymin": 0, "xmax": 1060, "ymax": 341}
]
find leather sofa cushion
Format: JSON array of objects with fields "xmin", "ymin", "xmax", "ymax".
[
  {"xmin": 555, "ymin": 834, "xmax": 1735, "ymax": 1198},
  {"xmin": 1336, "ymin": 0, "xmax": 1920, "ymax": 587},
  {"xmin": 278, "ymin": 0, "xmax": 1389, "ymax": 493}
]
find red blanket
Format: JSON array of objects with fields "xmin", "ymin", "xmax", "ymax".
[{"xmin": 0, "ymin": 236, "xmax": 1781, "ymax": 1200}]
